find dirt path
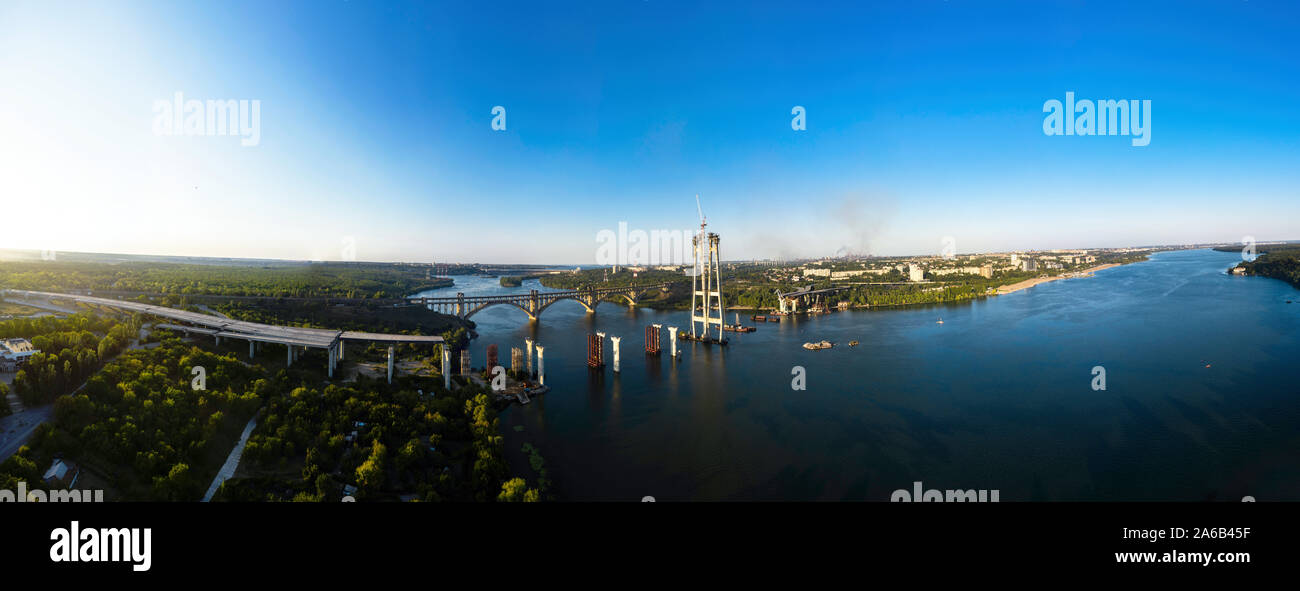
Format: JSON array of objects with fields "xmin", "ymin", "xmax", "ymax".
[{"xmin": 202, "ymin": 411, "xmax": 261, "ymax": 502}]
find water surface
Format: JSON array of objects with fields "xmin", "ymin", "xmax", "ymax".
[{"xmin": 418, "ymin": 249, "xmax": 1300, "ymax": 501}]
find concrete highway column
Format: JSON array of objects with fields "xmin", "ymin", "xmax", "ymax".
[
  {"xmin": 339, "ymin": 341, "xmax": 345, "ymax": 361},
  {"xmin": 611, "ymin": 336, "xmax": 621, "ymax": 373},
  {"xmin": 668, "ymin": 326, "xmax": 679, "ymax": 357},
  {"xmin": 328, "ymin": 345, "xmax": 335, "ymax": 378},
  {"xmin": 442, "ymin": 346, "xmax": 451, "ymax": 390},
  {"xmin": 287, "ymin": 345, "xmax": 292, "ymax": 367},
  {"xmin": 536, "ymin": 345, "xmax": 545, "ymax": 386},
  {"xmin": 249, "ymin": 341, "xmax": 255, "ymax": 359},
  {"xmin": 387, "ymin": 345, "xmax": 395, "ymax": 384},
  {"xmin": 525, "ymin": 338, "xmax": 534, "ymax": 376},
  {"xmin": 215, "ymin": 335, "xmax": 221, "ymax": 346}
]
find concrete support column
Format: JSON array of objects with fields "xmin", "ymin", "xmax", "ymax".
[
  {"xmin": 287, "ymin": 344, "xmax": 293, "ymax": 367},
  {"xmin": 525, "ymin": 338, "xmax": 534, "ymax": 376},
  {"xmin": 387, "ymin": 345, "xmax": 395, "ymax": 384},
  {"xmin": 668, "ymin": 326, "xmax": 679, "ymax": 358},
  {"xmin": 442, "ymin": 346, "xmax": 451, "ymax": 390},
  {"xmin": 328, "ymin": 345, "xmax": 335, "ymax": 378},
  {"xmin": 611, "ymin": 336, "xmax": 621, "ymax": 373},
  {"xmin": 536, "ymin": 345, "xmax": 545, "ymax": 386},
  {"xmin": 215, "ymin": 335, "xmax": 221, "ymax": 346},
  {"xmin": 249, "ymin": 341, "xmax": 255, "ymax": 359},
  {"xmin": 339, "ymin": 341, "xmax": 345, "ymax": 361}
]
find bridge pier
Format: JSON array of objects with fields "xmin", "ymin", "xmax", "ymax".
[
  {"xmin": 286, "ymin": 344, "xmax": 293, "ymax": 367},
  {"xmin": 611, "ymin": 336, "xmax": 621, "ymax": 372},
  {"xmin": 536, "ymin": 345, "xmax": 545, "ymax": 385},
  {"xmin": 387, "ymin": 345, "xmax": 395, "ymax": 384},
  {"xmin": 339, "ymin": 341, "xmax": 344, "ymax": 361},
  {"xmin": 525, "ymin": 338, "xmax": 534, "ymax": 376},
  {"xmin": 328, "ymin": 344, "xmax": 336, "ymax": 378},
  {"xmin": 442, "ymin": 346, "xmax": 451, "ymax": 390},
  {"xmin": 249, "ymin": 341, "xmax": 255, "ymax": 359},
  {"xmin": 668, "ymin": 326, "xmax": 679, "ymax": 358}
]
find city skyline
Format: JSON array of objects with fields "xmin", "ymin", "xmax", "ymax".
[{"xmin": 2, "ymin": 1, "xmax": 1298, "ymax": 263}]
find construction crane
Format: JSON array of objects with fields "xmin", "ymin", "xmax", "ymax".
[{"xmin": 695, "ymin": 193, "xmax": 707, "ymax": 232}]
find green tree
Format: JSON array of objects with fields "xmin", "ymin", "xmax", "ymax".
[
  {"xmin": 356, "ymin": 440, "xmax": 387, "ymax": 495},
  {"xmin": 497, "ymin": 477, "xmax": 529, "ymax": 502}
]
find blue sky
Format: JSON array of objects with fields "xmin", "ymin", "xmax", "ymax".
[{"xmin": 1, "ymin": 0, "xmax": 1297, "ymax": 263}]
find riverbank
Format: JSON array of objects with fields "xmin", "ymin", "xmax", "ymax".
[{"xmin": 995, "ymin": 263, "xmax": 1124, "ymax": 295}]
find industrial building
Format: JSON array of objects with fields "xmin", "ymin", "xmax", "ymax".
[{"xmin": 0, "ymin": 338, "xmax": 39, "ymax": 372}]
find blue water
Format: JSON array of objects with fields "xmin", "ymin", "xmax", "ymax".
[{"xmin": 418, "ymin": 249, "xmax": 1300, "ymax": 500}]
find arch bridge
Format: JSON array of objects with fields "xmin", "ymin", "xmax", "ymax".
[{"xmin": 409, "ymin": 282, "xmax": 678, "ymax": 321}]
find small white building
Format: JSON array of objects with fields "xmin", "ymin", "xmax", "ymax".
[{"xmin": 43, "ymin": 459, "xmax": 78, "ymax": 487}]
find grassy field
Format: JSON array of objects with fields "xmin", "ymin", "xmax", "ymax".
[{"xmin": 0, "ymin": 301, "xmax": 44, "ymax": 316}]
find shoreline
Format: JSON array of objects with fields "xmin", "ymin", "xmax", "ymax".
[{"xmin": 994, "ymin": 263, "xmax": 1124, "ymax": 295}]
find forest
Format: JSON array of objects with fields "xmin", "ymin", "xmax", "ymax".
[
  {"xmin": 0, "ymin": 260, "xmax": 449, "ymax": 299},
  {"xmin": 1221, "ymin": 243, "xmax": 1300, "ymax": 288},
  {"xmin": 218, "ymin": 373, "xmax": 539, "ymax": 502},
  {"xmin": 0, "ymin": 338, "xmax": 262, "ymax": 500},
  {"xmin": 4, "ymin": 312, "xmax": 141, "ymax": 407},
  {"xmin": 0, "ymin": 328, "xmax": 540, "ymax": 501}
]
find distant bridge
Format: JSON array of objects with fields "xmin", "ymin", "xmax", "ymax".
[
  {"xmin": 775, "ymin": 281, "xmax": 924, "ymax": 313},
  {"xmin": 409, "ymin": 282, "xmax": 679, "ymax": 321},
  {"xmin": 774, "ymin": 285, "xmax": 852, "ymax": 313}
]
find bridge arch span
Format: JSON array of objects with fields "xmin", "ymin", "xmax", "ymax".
[
  {"xmin": 534, "ymin": 296, "xmax": 595, "ymax": 317},
  {"xmin": 464, "ymin": 300, "xmax": 537, "ymax": 321}
]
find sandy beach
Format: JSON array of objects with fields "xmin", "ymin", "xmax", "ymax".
[{"xmin": 995, "ymin": 263, "xmax": 1124, "ymax": 295}]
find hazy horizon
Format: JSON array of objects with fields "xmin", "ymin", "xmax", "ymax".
[{"xmin": 3, "ymin": 237, "xmax": 1292, "ymax": 269}]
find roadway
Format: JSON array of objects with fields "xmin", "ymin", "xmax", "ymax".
[{"xmin": 2, "ymin": 290, "xmax": 445, "ymax": 348}]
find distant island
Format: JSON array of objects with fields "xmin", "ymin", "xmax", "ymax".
[
  {"xmin": 499, "ymin": 274, "xmax": 541, "ymax": 287},
  {"xmin": 1219, "ymin": 243, "xmax": 1300, "ymax": 288}
]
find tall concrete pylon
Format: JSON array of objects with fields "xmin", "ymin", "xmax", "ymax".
[
  {"xmin": 668, "ymin": 326, "xmax": 679, "ymax": 357},
  {"xmin": 689, "ymin": 196, "xmax": 725, "ymax": 342},
  {"xmin": 442, "ymin": 346, "xmax": 451, "ymax": 390},
  {"xmin": 536, "ymin": 345, "xmax": 545, "ymax": 385},
  {"xmin": 610, "ymin": 336, "xmax": 621, "ymax": 372},
  {"xmin": 387, "ymin": 345, "xmax": 395, "ymax": 384}
]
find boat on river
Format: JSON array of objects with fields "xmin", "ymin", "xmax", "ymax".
[{"xmin": 802, "ymin": 340, "xmax": 833, "ymax": 350}]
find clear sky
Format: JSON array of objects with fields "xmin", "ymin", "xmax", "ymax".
[{"xmin": 1, "ymin": 0, "xmax": 1297, "ymax": 264}]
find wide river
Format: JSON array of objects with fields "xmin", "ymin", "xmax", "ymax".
[{"xmin": 416, "ymin": 249, "xmax": 1300, "ymax": 501}]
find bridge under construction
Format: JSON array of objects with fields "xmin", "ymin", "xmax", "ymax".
[{"xmin": 1, "ymin": 290, "xmax": 443, "ymax": 383}]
